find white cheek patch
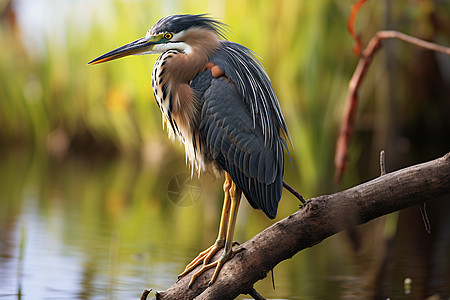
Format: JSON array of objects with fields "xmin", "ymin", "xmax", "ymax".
[
  {"xmin": 181, "ymin": 43, "xmax": 193, "ymax": 55},
  {"xmin": 171, "ymin": 31, "xmax": 193, "ymax": 54},
  {"xmin": 152, "ymin": 42, "xmax": 192, "ymax": 54},
  {"xmin": 137, "ymin": 30, "xmax": 193, "ymax": 55}
]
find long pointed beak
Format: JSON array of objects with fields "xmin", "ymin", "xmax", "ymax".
[{"xmin": 87, "ymin": 36, "xmax": 158, "ymax": 65}]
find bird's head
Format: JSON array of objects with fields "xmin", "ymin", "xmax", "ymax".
[{"xmin": 87, "ymin": 14, "xmax": 226, "ymax": 65}]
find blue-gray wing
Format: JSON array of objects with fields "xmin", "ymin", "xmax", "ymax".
[
  {"xmin": 198, "ymin": 76, "xmax": 284, "ymax": 219},
  {"xmin": 210, "ymin": 41, "xmax": 290, "ymax": 147}
]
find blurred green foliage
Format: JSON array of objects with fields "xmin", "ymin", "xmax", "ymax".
[{"xmin": 1, "ymin": 0, "xmax": 449, "ymax": 194}]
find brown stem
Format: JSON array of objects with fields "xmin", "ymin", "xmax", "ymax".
[{"xmin": 334, "ymin": 30, "xmax": 450, "ymax": 183}]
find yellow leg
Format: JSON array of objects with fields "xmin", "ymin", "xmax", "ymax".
[
  {"xmin": 178, "ymin": 173, "xmax": 233, "ymax": 279},
  {"xmin": 187, "ymin": 178, "xmax": 243, "ymax": 287}
]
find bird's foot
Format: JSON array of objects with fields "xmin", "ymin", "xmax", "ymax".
[
  {"xmin": 178, "ymin": 243, "xmax": 223, "ymax": 279},
  {"xmin": 178, "ymin": 240, "xmax": 242, "ymax": 287},
  {"xmin": 189, "ymin": 244, "xmax": 243, "ymax": 288}
]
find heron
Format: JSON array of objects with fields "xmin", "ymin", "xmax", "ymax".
[{"xmin": 88, "ymin": 14, "xmax": 301, "ymax": 287}]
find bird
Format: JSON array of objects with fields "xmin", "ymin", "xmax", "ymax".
[{"xmin": 88, "ymin": 14, "xmax": 294, "ymax": 287}]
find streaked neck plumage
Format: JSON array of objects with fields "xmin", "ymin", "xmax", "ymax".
[{"xmin": 151, "ymin": 28, "xmax": 220, "ymax": 173}]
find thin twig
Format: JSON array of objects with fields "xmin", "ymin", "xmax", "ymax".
[
  {"xmin": 375, "ymin": 30, "xmax": 450, "ymax": 55},
  {"xmin": 248, "ymin": 287, "xmax": 266, "ymax": 300},
  {"xmin": 283, "ymin": 181, "xmax": 306, "ymax": 204},
  {"xmin": 140, "ymin": 289, "xmax": 152, "ymax": 300},
  {"xmin": 334, "ymin": 30, "xmax": 450, "ymax": 183},
  {"xmin": 270, "ymin": 269, "xmax": 275, "ymax": 289},
  {"xmin": 380, "ymin": 150, "xmax": 386, "ymax": 176},
  {"xmin": 419, "ymin": 203, "xmax": 432, "ymax": 234}
]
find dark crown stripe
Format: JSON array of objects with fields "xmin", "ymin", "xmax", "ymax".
[{"xmin": 150, "ymin": 14, "xmax": 227, "ymax": 38}]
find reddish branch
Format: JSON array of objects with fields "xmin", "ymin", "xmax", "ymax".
[
  {"xmin": 347, "ymin": 0, "xmax": 368, "ymax": 55},
  {"xmin": 334, "ymin": 30, "xmax": 450, "ymax": 183},
  {"xmin": 144, "ymin": 152, "xmax": 450, "ymax": 300}
]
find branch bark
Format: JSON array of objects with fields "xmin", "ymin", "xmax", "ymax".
[{"xmin": 153, "ymin": 152, "xmax": 450, "ymax": 300}]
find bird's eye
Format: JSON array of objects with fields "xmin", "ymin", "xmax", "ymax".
[{"xmin": 164, "ymin": 33, "xmax": 173, "ymax": 40}]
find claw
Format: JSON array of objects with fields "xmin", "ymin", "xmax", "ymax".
[
  {"xmin": 188, "ymin": 245, "xmax": 243, "ymax": 287},
  {"xmin": 178, "ymin": 241, "xmax": 224, "ymax": 279}
]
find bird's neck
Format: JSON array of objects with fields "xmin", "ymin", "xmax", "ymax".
[
  {"xmin": 164, "ymin": 29, "xmax": 220, "ymax": 84},
  {"xmin": 151, "ymin": 29, "xmax": 220, "ymax": 169},
  {"xmin": 153, "ymin": 29, "xmax": 221, "ymax": 121}
]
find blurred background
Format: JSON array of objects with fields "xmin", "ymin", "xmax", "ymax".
[{"xmin": 0, "ymin": 0, "xmax": 449, "ymax": 299}]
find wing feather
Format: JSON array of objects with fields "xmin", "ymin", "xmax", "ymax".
[
  {"xmin": 198, "ymin": 76, "xmax": 283, "ymax": 218},
  {"xmin": 210, "ymin": 41, "xmax": 291, "ymax": 148},
  {"xmin": 190, "ymin": 40, "xmax": 289, "ymax": 219}
]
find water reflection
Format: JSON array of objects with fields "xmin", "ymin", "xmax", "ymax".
[{"xmin": 0, "ymin": 149, "xmax": 449, "ymax": 299}]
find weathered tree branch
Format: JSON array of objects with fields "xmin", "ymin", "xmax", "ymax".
[{"xmin": 150, "ymin": 152, "xmax": 450, "ymax": 299}]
